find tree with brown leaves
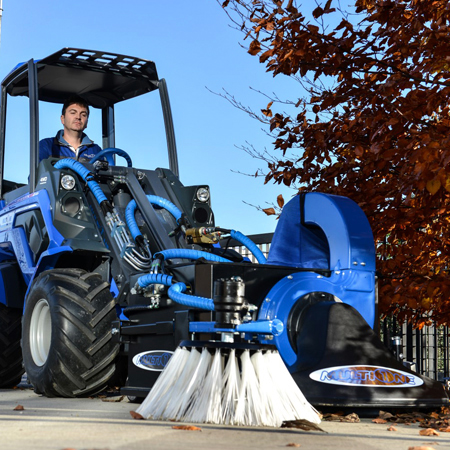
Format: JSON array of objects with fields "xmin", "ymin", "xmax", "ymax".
[{"xmin": 222, "ymin": 0, "xmax": 450, "ymax": 326}]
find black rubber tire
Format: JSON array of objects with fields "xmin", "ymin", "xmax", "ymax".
[
  {"xmin": 22, "ymin": 268, "xmax": 120, "ymax": 397},
  {"xmin": 0, "ymin": 303, "xmax": 24, "ymax": 388}
]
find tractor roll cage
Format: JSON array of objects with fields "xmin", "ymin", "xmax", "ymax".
[{"xmin": 0, "ymin": 48, "xmax": 179, "ymax": 196}]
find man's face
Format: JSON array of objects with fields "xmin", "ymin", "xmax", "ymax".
[{"xmin": 61, "ymin": 103, "xmax": 89, "ymax": 133}]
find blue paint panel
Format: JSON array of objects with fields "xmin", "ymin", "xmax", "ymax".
[
  {"xmin": 258, "ymin": 270, "xmax": 376, "ymax": 367},
  {"xmin": 267, "ymin": 193, "xmax": 376, "ymax": 272},
  {"xmin": 303, "ymin": 193, "xmax": 375, "ymax": 271},
  {"xmin": 0, "ymin": 189, "xmax": 70, "ymax": 296}
]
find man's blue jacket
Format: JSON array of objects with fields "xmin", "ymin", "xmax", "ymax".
[{"xmin": 39, "ymin": 130, "xmax": 102, "ymax": 162}]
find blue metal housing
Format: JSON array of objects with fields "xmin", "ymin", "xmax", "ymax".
[{"xmin": 260, "ymin": 193, "xmax": 376, "ymax": 367}]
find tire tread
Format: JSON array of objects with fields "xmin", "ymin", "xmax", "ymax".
[{"xmin": 22, "ymin": 269, "xmax": 119, "ymax": 397}]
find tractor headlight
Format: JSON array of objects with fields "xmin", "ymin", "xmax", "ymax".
[
  {"xmin": 61, "ymin": 174, "xmax": 76, "ymax": 190},
  {"xmin": 196, "ymin": 187, "xmax": 210, "ymax": 203}
]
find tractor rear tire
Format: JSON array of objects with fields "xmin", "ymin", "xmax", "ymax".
[
  {"xmin": 0, "ymin": 303, "xmax": 24, "ymax": 388},
  {"xmin": 22, "ymin": 268, "xmax": 120, "ymax": 397}
]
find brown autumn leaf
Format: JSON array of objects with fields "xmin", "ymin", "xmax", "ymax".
[
  {"xmin": 419, "ymin": 428, "xmax": 440, "ymax": 436},
  {"xmin": 372, "ymin": 418, "xmax": 387, "ymax": 424},
  {"xmin": 129, "ymin": 410, "xmax": 144, "ymax": 420},
  {"xmin": 281, "ymin": 420, "xmax": 326, "ymax": 432},
  {"xmin": 340, "ymin": 413, "xmax": 360, "ymax": 423},
  {"xmin": 262, "ymin": 207, "xmax": 276, "ymax": 216},
  {"xmin": 13, "ymin": 405, "xmax": 24, "ymax": 411},
  {"xmin": 322, "ymin": 412, "xmax": 359, "ymax": 423},
  {"xmin": 378, "ymin": 411, "xmax": 395, "ymax": 420},
  {"xmin": 286, "ymin": 444, "xmax": 301, "ymax": 448},
  {"xmin": 387, "ymin": 426, "xmax": 397, "ymax": 431},
  {"xmin": 439, "ymin": 426, "xmax": 450, "ymax": 432},
  {"xmin": 443, "ymin": 175, "xmax": 450, "ymax": 192},
  {"xmin": 248, "ymin": 40, "xmax": 261, "ymax": 56},
  {"xmin": 426, "ymin": 179, "xmax": 441, "ymax": 195},
  {"xmin": 312, "ymin": 6, "xmax": 324, "ymax": 18},
  {"xmin": 172, "ymin": 425, "xmax": 202, "ymax": 431},
  {"xmin": 277, "ymin": 194, "xmax": 285, "ymax": 208},
  {"xmin": 101, "ymin": 395, "xmax": 125, "ymax": 403},
  {"xmin": 408, "ymin": 447, "xmax": 437, "ymax": 450}
]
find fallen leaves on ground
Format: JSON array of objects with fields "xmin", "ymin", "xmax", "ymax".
[
  {"xmin": 387, "ymin": 425, "xmax": 397, "ymax": 431},
  {"xmin": 282, "ymin": 419, "xmax": 326, "ymax": 432},
  {"xmin": 286, "ymin": 444, "xmax": 301, "ymax": 447},
  {"xmin": 172, "ymin": 425, "xmax": 202, "ymax": 431},
  {"xmin": 379, "ymin": 411, "xmax": 395, "ymax": 420},
  {"xmin": 419, "ymin": 428, "xmax": 440, "ymax": 436},
  {"xmin": 408, "ymin": 447, "xmax": 437, "ymax": 450},
  {"xmin": 372, "ymin": 418, "xmax": 387, "ymax": 424},
  {"xmin": 100, "ymin": 395, "xmax": 125, "ymax": 403},
  {"xmin": 322, "ymin": 412, "xmax": 360, "ymax": 423},
  {"xmin": 129, "ymin": 410, "xmax": 144, "ymax": 420},
  {"xmin": 13, "ymin": 405, "xmax": 24, "ymax": 411},
  {"xmin": 371, "ymin": 407, "xmax": 450, "ymax": 429}
]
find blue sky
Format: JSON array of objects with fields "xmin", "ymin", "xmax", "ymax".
[{"xmin": 0, "ymin": 0, "xmax": 299, "ymax": 235}]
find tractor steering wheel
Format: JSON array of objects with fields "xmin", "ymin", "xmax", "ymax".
[{"xmin": 90, "ymin": 148, "xmax": 133, "ymax": 167}]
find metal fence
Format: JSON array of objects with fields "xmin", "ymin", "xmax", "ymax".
[
  {"xmin": 229, "ymin": 233, "xmax": 450, "ymax": 382},
  {"xmin": 380, "ymin": 318, "xmax": 450, "ymax": 382}
]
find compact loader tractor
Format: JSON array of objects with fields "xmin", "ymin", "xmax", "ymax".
[{"xmin": 0, "ymin": 48, "xmax": 447, "ymax": 410}]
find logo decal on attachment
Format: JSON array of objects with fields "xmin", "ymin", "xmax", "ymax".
[
  {"xmin": 132, "ymin": 350, "xmax": 173, "ymax": 371},
  {"xmin": 309, "ymin": 365, "xmax": 423, "ymax": 388}
]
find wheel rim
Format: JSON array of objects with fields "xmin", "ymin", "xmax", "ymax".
[{"xmin": 29, "ymin": 299, "xmax": 52, "ymax": 366}]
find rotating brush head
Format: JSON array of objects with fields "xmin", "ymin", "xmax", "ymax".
[{"xmin": 133, "ymin": 340, "xmax": 321, "ymax": 427}]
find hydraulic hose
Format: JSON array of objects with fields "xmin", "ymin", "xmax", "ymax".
[
  {"xmin": 137, "ymin": 273, "xmax": 173, "ymax": 289},
  {"xmin": 55, "ymin": 159, "xmax": 151, "ymax": 270},
  {"xmin": 90, "ymin": 147, "xmax": 133, "ymax": 167},
  {"xmin": 155, "ymin": 248, "xmax": 231, "ymax": 263},
  {"xmin": 230, "ymin": 229, "xmax": 267, "ymax": 264},
  {"xmin": 168, "ymin": 282, "xmax": 214, "ymax": 311},
  {"xmin": 146, "ymin": 195, "xmax": 182, "ymax": 222},
  {"xmin": 135, "ymin": 273, "xmax": 214, "ymax": 310},
  {"xmin": 54, "ymin": 159, "xmax": 108, "ymax": 206},
  {"xmin": 125, "ymin": 195, "xmax": 183, "ymax": 241},
  {"xmin": 124, "ymin": 200, "xmax": 141, "ymax": 241}
]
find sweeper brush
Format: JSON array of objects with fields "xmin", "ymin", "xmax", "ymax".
[{"xmin": 135, "ymin": 341, "xmax": 321, "ymax": 427}]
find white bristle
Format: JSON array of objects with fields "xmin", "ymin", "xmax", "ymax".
[
  {"xmin": 184, "ymin": 348, "xmax": 223, "ymax": 423},
  {"xmin": 159, "ymin": 347, "xmax": 201, "ymax": 420},
  {"xmin": 251, "ymin": 350, "xmax": 282, "ymax": 426},
  {"xmin": 265, "ymin": 350, "xmax": 321, "ymax": 424},
  {"xmin": 179, "ymin": 347, "xmax": 213, "ymax": 420},
  {"xmin": 135, "ymin": 346, "xmax": 190, "ymax": 419},
  {"xmin": 134, "ymin": 344, "xmax": 321, "ymax": 427},
  {"xmin": 221, "ymin": 349, "xmax": 240, "ymax": 425},
  {"xmin": 234, "ymin": 349, "xmax": 265, "ymax": 426}
]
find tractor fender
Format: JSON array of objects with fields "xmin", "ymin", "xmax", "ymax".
[{"xmin": 24, "ymin": 245, "xmax": 73, "ymax": 303}]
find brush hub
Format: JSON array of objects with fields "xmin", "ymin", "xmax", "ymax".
[
  {"xmin": 179, "ymin": 339, "xmax": 277, "ymax": 354},
  {"xmin": 213, "ymin": 276, "xmax": 246, "ymax": 328}
]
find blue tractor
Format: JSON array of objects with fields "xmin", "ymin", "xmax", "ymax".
[{"xmin": 0, "ymin": 48, "xmax": 446, "ymax": 409}]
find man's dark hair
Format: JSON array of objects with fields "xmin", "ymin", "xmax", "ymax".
[{"xmin": 62, "ymin": 95, "xmax": 90, "ymax": 116}]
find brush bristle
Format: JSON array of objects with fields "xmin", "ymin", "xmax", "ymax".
[
  {"xmin": 135, "ymin": 344, "xmax": 321, "ymax": 427},
  {"xmin": 221, "ymin": 348, "xmax": 240, "ymax": 425}
]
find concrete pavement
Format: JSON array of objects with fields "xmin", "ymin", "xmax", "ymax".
[{"xmin": 1, "ymin": 385, "xmax": 449, "ymax": 450}]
